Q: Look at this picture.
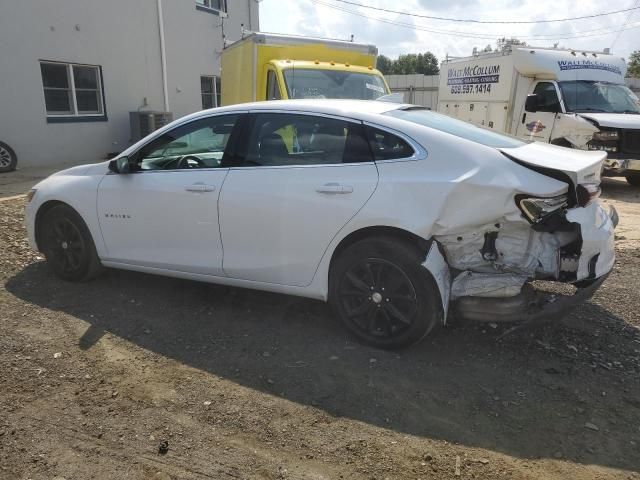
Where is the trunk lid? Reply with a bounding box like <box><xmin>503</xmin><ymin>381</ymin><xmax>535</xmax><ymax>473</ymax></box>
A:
<box><xmin>499</xmin><ymin>142</ymin><xmax>605</xmax><ymax>185</ymax></box>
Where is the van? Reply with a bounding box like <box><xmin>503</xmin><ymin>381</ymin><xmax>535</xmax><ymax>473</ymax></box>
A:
<box><xmin>438</xmin><ymin>47</ymin><xmax>640</xmax><ymax>186</ymax></box>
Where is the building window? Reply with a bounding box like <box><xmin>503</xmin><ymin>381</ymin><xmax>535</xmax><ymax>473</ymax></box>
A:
<box><xmin>40</xmin><ymin>61</ymin><xmax>105</xmax><ymax>121</ymax></box>
<box><xmin>195</xmin><ymin>0</ymin><xmax>227</xmax><ymax>14</ymax></box>
<box><xmin>201</xmin><ymin>75</ymin><xmax>221</xmax><ymax>109</ymax></box>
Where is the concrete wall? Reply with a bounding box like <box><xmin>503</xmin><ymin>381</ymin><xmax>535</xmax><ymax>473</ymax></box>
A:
<box><xmin>386</xmin><ymin>74</ymin><xmax>439</xmax><ymax>109</ymax></box>
<box><xmin>387</xmin><ymin>74</ymin><xmax>640</xmax><ymax>109</ymax></box>
<box><xmin>0</xmin><ymin>0</ymin><xmax>258</xmax><ymax>168</ymax></box>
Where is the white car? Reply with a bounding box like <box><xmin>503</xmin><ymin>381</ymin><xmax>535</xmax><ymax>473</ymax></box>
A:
<box><xmin>25</xmin><ymin>100</ymin><xmax>617</xmax><ymax>348</ymax></box>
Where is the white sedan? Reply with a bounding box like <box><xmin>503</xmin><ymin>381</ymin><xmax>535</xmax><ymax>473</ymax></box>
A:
<box><xmin>25</xmin><ymin>100</ymin><xmax>617</xmax><ymax>348</ymax></box>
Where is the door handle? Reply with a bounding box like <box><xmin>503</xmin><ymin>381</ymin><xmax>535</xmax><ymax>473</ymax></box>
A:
<box><xmin>185</xmin><ymin>183</ymin><xmax>216</xmax><ymax>192</ymax></box>
<box><xmin>316</xmin><ymin>183</ymin><xmax>353</xmax><ymax>194</ymax></box>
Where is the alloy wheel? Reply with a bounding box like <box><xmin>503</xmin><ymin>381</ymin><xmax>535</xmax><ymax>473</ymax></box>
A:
<box><xmin>46</xmin><ymin>217</ymin><xmax>87</xmax><ymax>275</ymax></box>
<box><xmin>0</xmin><ymin>146</ymin><xmax>12</xmax><ymax>168</ymax></box>
<box><xmin>338</xmin><ymin>258</ymin><xmax>419</xmax><ymax>339</ymax></box>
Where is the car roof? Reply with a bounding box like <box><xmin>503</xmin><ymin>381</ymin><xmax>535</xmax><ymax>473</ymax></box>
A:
<box><xmin>195</xmin><ymin>99</ymin><xmax>408</xmax><ymax>121</ymax></box>
<box><xmin>119</xmin><ymin>100</ymin><xmax>412</xmax><ymax>159</ymax></box>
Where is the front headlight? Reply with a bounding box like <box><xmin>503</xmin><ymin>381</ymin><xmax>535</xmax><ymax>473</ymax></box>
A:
<box><xmin>592</xmin><ymin>130</ymin><xmax>619</xmax><ymax>141</ymax></box>
<box><xmin>516</xmin><ymin>194</ymin><xmax>568</xmax><ymax>224</ymax></box>
<box><xmin>26</xmin><ymin>189</ymin><xmax>37</xmax><ymax>203</ymax></box>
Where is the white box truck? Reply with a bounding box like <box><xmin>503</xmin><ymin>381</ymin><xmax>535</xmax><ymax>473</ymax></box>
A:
<box><xmin>438</xmin><ymin>47</ymin><xmax>640</xmax><ymax>186</ymax></box>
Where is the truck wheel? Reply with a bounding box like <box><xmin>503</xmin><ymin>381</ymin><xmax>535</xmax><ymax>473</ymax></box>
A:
<box><xmin>0</xmin><ymin>141</ymin><xmax>17</xmax><ymax>173</ymax></box>
<box><xmin>550</xmin><ymin>138</ymin><xmax>573</xmax><ymax>149</ymax></box>
<box><xmin>626</xmin><ymin>174</ymin><xmax>640</xmax><ymax>187</ymax></box>
<box><xmin>329</xmin><ymin>236</ymin><xmax>442</xmax><ymax>349</ymax></box>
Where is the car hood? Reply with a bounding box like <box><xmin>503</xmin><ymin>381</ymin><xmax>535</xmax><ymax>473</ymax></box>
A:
<box><xmin>577</xmin><ymin>112</ymin><xmax>640</xmax><ymax>129</ymax></box>
<box><xmin>498</xmin><ymin>142</ymin><xmax>606</xmax><ymax>185</ymax></box>
<box><xmin>50</xmin><ymin>161</ymin><xmax>109</xmax><ymax>177</ymax></box>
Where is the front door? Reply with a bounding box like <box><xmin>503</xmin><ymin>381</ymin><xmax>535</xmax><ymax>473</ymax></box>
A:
<box><xmin>219</xmin><ymin>112</ymin><xmax>378</xmax><ymax>287</ymax></box>
<box><xmin>97</xmin><ymin>114</ymin><xmax>240</xmax><ymax>275</ymax></box>
<box><xmin>516</xmin><ymin>81</ymin><xmax>561</xmax><ymax>143</ymax></box>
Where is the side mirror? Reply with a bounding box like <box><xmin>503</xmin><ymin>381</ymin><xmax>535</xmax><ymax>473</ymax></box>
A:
<box><xmin>108</xmin><ymin>156</ymin><xmax>132</xmax><ymax>174</ymax></box>
<box><xmin>525</xmin><ymin>94</ymin><xmax>538</xmax><ymax>113</ymax></box>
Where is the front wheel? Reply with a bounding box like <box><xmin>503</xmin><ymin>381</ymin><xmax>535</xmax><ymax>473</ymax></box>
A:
<box><xmin>40</xmin><ymin>205</ymin><xmax>104</xmax><ymax>281</ymax></box>
<box><xmin>329</xmin><ymin>236</ymin><xmax>442</xmax><ymax>349</ymax></box>
<box><xmin>625</xmin><ymin>173</ymin><xmax>640</xmax><ymax>187</ymax></box>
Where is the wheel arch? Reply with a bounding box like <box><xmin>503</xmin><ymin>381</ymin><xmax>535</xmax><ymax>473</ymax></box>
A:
<box><xmin>34</xmin><ymin>200</ymin><xmax>80</xmax><ymax>250</ymax></box>
<box><xmin>550</xmin><ymin>137</ymin><xmax>574</xmax><ymax>148</ymax></box>
<box><xmin>329</xmin><ymin>226</ymin><xmax>431</xmax><ymax>273</ymax></box>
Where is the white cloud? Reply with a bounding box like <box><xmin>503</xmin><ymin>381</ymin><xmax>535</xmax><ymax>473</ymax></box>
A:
<box><xmin>258</xmin><ymin>0</ymin><xmax>638</xmax><ymax>64</ymax></box>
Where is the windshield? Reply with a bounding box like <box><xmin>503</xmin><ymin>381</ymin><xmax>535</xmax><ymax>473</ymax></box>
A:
<box><xmin>558</xmin><ymin>81</ymin><xmax>640</xmax><ymax>114</ymax></box>
<box><xmin>386</xmin><ymin>108</ymin><xmax>525</xmax><ymax>148</ymax></box>
<box><xmin>283</xmin><ymin>68</ymin><xmax>388</xmax><ymax>100</ymax></box>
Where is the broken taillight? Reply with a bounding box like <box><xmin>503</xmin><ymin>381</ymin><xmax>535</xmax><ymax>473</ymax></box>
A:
<box><xmin>576</xmin><ymin>183</ymin><xmax>601</xmax><ymax>207</ymax></box>
<box><xmin>515</xmin><ymin>194</ymin><xmax>568</xmax><ymax>224</ymax></box>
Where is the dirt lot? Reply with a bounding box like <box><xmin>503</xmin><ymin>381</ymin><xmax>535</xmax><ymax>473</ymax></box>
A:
<box><xmin>1</xmin><ymin>178</ymin><xmax>639</xmax><ymax>480</ymax></box>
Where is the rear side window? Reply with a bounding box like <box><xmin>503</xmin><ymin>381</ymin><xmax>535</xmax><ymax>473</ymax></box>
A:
<box><xmin>386</xmin><ymin>108</ymin><xmax>525</xmax><ymax>148</ymax></box>
<box><xmin>366</xmin><ymin>127</ymin><xmax>414</xmax><ymax>160</ymax></box>
<box><xmin>241</xmin><ymin>113</ymin><xmax>372</xmax><ymax>167</ymax></box>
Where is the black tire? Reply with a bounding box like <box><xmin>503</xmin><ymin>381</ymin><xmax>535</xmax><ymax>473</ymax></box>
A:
<box><xmin>329</xmin><ymin>236</ymin><xmax>442</xmax><ymax>349</ymax></box>
<box><xmin>550</xmin><ymin>138</ymin><xmax>573</xmax><ymax>149</ymax></box>
<box><xmin>625</xmin><ymin>174</ymin><xmax>640</xmax><ymax>187</ymax></box>
<box><xmin>0</xmin><ymin>141</ymin><xmax>17</xmax><ymax>173</ymax></box>
<box><xmin>40</xmin><ymin>205</ymin><xmax>104</xmax><ymax>282</ymax></box>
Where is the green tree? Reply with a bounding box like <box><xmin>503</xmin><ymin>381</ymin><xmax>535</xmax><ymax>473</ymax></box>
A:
<box><xmin>627</xmin><ymin>50</ymin><xmax>640</xmax><ymax>78</ymax></box>
<box><xmin>393</xmin><ymin>54</ymin><xmax>418</xmax><ymax>74</ymax></box>
<box><xmin>416</xmin><ymin>52</ymin><xmax>439</xmax><ymax>75</ymax></box>
<box><xmin>376</xmin><ymin>54</ymin><xmax>393</xmax><ymax>75</ymax></box>
<box><xmin>382</xmin><ymin>52</ymin><xmax>439</xmax><ymax>75</ymax></box>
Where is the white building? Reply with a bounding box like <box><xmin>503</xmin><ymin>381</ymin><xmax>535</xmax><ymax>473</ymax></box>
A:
<box><xmin>0</xmin><ymin>0</ymin><xmax>259</xmax><ymax>169</ymax></box>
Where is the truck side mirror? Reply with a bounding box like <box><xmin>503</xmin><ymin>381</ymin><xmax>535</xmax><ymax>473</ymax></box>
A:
<box><xmin>525</xmin><ymin>94</ymin><xmax>538</xmax><ymax>113</ymax></box>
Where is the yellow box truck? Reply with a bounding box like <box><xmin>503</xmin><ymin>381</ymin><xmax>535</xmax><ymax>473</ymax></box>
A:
<box><xmin>220</xmin><ymin>33</ymin><xmax>390</xmax><ymax>106</ymax></box>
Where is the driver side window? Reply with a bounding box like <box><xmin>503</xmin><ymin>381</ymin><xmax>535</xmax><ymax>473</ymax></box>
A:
<box><xmin>533</xmin><ymin>82</ymin><xmax>561</xmax><ymax>113</ymax></box>
<box><xmin>134</xmin><ymin>114</ymin><xmax>239</xmax><ymax>171</ymax></box>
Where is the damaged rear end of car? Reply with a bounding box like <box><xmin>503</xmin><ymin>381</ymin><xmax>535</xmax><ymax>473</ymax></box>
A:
<box><xmin>435</xmin><ymin>141</ymin><xmax>617</xmax><ymax>324</ymax></box>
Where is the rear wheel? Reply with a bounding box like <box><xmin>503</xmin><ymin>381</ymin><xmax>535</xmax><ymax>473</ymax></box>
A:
<box><xmin>0</xmin><ymin>141</ymin><xmax>17</xmax><ymax>173</ymax></box>
<box><xmin>625</xmin><ymin>173</ymin><xmax>640</xmax><ymax>187</ymax></box>
<box><xmin>40</xmin><ymin>205</ymin><xmax>103</xmax><ymax>281</ymax></box>
<box><xmin>329</xmin><ymin>236</ymin><xmax>442</xmax><ymax>349</ymax></box>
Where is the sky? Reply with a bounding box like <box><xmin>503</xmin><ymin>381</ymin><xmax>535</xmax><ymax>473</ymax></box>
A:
<box><xmin>258</xmin><ymin>0</ymin><xmax>639</xmax><ymax>64</ymax></box>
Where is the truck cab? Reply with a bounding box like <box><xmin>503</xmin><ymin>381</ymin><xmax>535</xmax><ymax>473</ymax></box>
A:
<box><xmin>221</xmin><ymin>33</ymin><xmax>390</xmax><ymax>106</ymax></box>
<box><xmin>438</xmin><ymin>47</ymin><xmax>640</xmax><ymax>186</ymax></box>
<box><xmin>516</xmin><ymin>77</ymin><xmax>640</xmax><ymax>185</ymax></box>
<box><xmin>263</xmin><ymin>60</ymin><xmax>388</xmax><ymax>101</ymax></box>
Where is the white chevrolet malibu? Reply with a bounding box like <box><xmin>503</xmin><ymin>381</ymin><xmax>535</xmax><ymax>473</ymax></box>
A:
<box><xmin>25</xmin><ymin>100</ymin><xmax>617</xmax><ymax>348</ymax></box>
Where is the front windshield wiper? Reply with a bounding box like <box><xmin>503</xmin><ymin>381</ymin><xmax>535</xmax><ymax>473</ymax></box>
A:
<box><xmin>615</xmin><ymin>110</ymin><xmax>640</xmax><ymax>114</ymax></box>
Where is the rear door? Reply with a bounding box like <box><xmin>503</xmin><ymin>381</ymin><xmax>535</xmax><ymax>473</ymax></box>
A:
<box><xmin>218</xmin><ymin>111</ymin><xmax>377</xmax><ymax>286</ymax></box>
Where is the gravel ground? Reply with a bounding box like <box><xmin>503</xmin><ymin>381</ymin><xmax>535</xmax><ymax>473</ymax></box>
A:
<box><xmin>1</xmin><ymin>181</ymin><xmax>639</xmax><ymax>480</ymax></box>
